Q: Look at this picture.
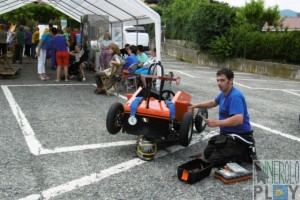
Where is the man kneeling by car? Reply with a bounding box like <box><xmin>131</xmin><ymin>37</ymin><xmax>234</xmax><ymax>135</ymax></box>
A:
<box><xmin>190</xmin><ymin>68</ymin><xmax>256</xmax><ymax>167</ymax></box>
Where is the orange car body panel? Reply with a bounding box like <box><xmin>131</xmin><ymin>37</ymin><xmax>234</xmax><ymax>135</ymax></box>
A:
<box><xmin>124</xmin><ymin>88</ymin><xmax>192</xmax><ymax>121</ymax></box>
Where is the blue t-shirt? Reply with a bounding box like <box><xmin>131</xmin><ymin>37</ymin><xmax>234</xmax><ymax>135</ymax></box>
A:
<box><xmin>123</xmin><ymin>55</ymin><xmax>139</xmax><ymax>71</ymax></box>
<box><xmin>215</xmin><ymin>87</ymin><xmax>252</xmax><ymax>134</ymax></box>
<box><xmin>40</xmin><ymin>33</ymin><xmax>52</xmax><ymax>50</ymax></box>
<box><xmin>51</xmin><ymin>36</ymin><xmax>68</xmax><ymax>51</ymax></box>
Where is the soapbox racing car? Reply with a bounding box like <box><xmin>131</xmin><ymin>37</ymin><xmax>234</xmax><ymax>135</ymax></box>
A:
<box><xmin>106</xmin><ymin>63</ymin><xmax>208</xmax><ymax>147</ymax></box>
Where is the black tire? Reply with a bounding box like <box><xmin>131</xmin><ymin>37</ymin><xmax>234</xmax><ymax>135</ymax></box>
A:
<box><xmin>194</xmin><ymin>108</ymin><xmax>208</xmax><ymax>133</ymax></box>
<box><xmin>179</xmin><ymin>112</ymin><xmax>193</xmax><ymax>147</ymax></box>
<box><xmin>106</xmin><ymin>102</ymin><xmax>124</xmax><ymax>134</ymax></box>
<box><xmin>161</xmin><ymin>90</ymin><xmax>175</xmax><ymax>100</ymax></box>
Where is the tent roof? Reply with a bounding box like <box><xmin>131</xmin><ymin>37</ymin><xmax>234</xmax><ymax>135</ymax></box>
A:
<box><xmin>0</xmin><ymin>0</ymin><xmax>162</xmax><ymax>59</ymax></box>
<box><xmin>0</xmin><ymin>0</ymin><xmax>158</xmax><ymax>24</ymax></box>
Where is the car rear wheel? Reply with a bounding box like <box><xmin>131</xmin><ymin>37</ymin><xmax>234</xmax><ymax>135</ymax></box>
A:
<box><xmin>106</xmin><ymin>102</ymin><xmax>124</xmax><ymax>134</ymax></box>
<box><xmin>179</xmin><ymin>112</ymin><xmax>193</xmax><ymax>147</ymax></box>
<box><xmin>194</xmin><ymin>108</ymin><xmax>208</xmax><ymax>133</ymax></box>
<box><xmin>161</xmin><ymin>90</ymin><xmax>175</xmax><ymax>100</ymax></box>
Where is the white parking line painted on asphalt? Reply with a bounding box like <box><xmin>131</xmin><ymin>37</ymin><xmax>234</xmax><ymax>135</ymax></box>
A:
<box><xmin>251</xmin><ymin>122</ymin><xmax>300</xmax><ymax>143</ymax></box>
<box><xmin>1</xmin><ymin>84</ymin><xmax>127</xmax><ymax>156</ymax></box>
<box><xmin>234</xmin><ymin>82</ymin><xmax>300</xmax><ymax>96</ymax></box>
<box><xmin>40</xmin><ymin>141</ymin><xmax>136</xmax><ymax>155</ymax></box>
<box><xmin>201</xmin><ymin>130</ymin><xmax>219</xmax><ymax>140</ymax></box>
<box><xmin>233</xmin><ymin>82</ymin><xmax>252</xmax><ymax>89</ymax></box>
<box><xmin>235</xmin><ymin>78</ymin><xmax>300</xmax><ymax>84</ymax></box>
<box><xmin>236</xmin><ymin>79</ymin><xmax>300</xmax><ymax>84</ymax></box>
<box><xmin>18</xmin><ymin>133</ymin><xmax>211</xmax><ymax>200</ymax></box>
<box><xmin>17</xmin><ymin>122</ymin><xmax>300</xmax><ymax>200</ymax></box>
<box><xmin>1</xmin><ymin>86</ymin><xmax>42</xmax><ymax>156</ymax></box>
<box><xmin>175</xmin><ymin>70</ymin><xmax>196</xmax><ymax>77</ymax></box>
<box><xmin>283</xmin><ymin>90</ymin><xmax>300</xmax><ymax>97</ymax></box>
<box><xmin>236</xmin><ymin>79</ymin><xmax>268</xmax><ymax>82</ymax></box>
<box><xmin>252</xmin><ymin>88</ymin><xmax>300</xmax><ymax>91</ymax></box>
<box><xmin>91</xmin><ymin>83</ymin><xmax>128</xmax><ymax>100</ymax></box>
<box><xmin>278</xmin><ymin>80</ymin><xmax>300</xmax><ymax>83</ymax></box>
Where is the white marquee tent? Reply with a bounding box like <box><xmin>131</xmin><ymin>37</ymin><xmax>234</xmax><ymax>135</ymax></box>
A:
<box><xmin>0</xmin><ymin>0</ymin><xmax>162</xmax><ymax>60</ymax></box>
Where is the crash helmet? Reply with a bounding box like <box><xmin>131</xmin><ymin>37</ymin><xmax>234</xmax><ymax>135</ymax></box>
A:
<box><xmin>136</xmin><ymin>138</ymin><xmax>157</xmax><ymax>161</ymax></box>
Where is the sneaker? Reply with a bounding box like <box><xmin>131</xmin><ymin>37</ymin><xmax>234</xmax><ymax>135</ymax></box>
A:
<box><xmin>65</xmin><ymin>79</ymin><xmax>69</xmax><ymax>82</ymax></box>
<box><xmin>82</xmin><ymin>77</ymin><xmax>86</xmax><ymax>81</ymax></box>
<box><xmin>55</xmin><ymin>79</ymin><xmax>59</xmax><ymax>83</ymax></box>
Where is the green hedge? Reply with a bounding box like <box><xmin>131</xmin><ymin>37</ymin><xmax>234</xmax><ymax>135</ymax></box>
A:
<box><xmin>155</xmin><ymin>1</ymin><xmax>300</xmax><ymax>64</ymax></box>
<box><xmin>210</xmin><ymin>30</ymin><xmax>300</xmax><ymax>64</ymax></box>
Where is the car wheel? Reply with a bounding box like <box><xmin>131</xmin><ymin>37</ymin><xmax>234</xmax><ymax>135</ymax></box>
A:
<box><xmin>194</xmin><ymin>108</ymin><xmax>208</xmax><ymax>133</ymax></box>
<box><xmin>179</xmin><ymin>112</ymin><xmax>193</xmax><ymax>147</ymax></box>
<box><xmin>106</xmin><ymin>102</ymin><xmax>124</xmax><ymax>134</ymax></box>
<box><xmin>161</xmin><ymin>90</ymin><xmax>175</xmax><ymax>100</ymax></box>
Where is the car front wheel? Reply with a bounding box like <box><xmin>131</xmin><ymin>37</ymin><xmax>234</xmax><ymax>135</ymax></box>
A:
<box><xmin>179</xmin><ymin>112</ymin><xmax>193</xmax><ymax>147</ymax></box>
<box><xmin>106</xmin><ymin>102</ymin><xmax>124</xmax><ymax>134</ymax></box>
<box><xmin>194</xmin><ymin>108</ymin><xmax>208</xmax><ymax>133</ymax></box>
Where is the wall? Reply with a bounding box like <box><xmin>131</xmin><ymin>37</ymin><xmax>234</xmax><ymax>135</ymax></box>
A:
<box><xmin>162</xmin><ymin>40</ymin><xmax>300</xmax><ymax>80</ymax></box>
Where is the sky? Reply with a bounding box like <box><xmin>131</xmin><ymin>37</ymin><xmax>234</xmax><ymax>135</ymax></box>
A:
<box><xmin>218</xmin><ymin>0</ymin><xmax>300</xmax><ymax>12</ymax></box>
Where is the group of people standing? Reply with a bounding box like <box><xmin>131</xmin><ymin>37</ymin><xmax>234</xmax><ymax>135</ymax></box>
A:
<box><xmin>0</xmin><ymin>23</ymin><xmax>84</xmax><ymax>82</ymax></box>
<box><xmin>0</xmin><ymin>24</ymin><xmax>37</xmax><ymax>65</ymax></box>
<box><xmin>34</xmin><ymin>25</ymin><xmax>84</xmax><ymax>82</ymax></box>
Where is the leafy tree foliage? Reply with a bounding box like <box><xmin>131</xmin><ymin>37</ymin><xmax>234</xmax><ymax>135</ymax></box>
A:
<box><xmin>235</xmin><ymin>0</ymin><xmax>280</xmax><ymax>31</ymax></box>
<box><xmin>155</xmin><ymin>0</ymin><xmax>299</xmax><ymax>64</ymax></box>
<box><xmin>1</xmin><ymin>4</ymin><xmax>79</xmax><ymax>28</ymax></box>
<box><xmin>158</xmin><ymin>0</ymin><xmax>174</xmax><ymax>7</ymax></box>
<box><xmin>163</xmin><ymin>0</ymin><xmax>211</xmax><ymax>40</ymax></box>
<box><xmin>208</xmin><ymin>0</ymin><xmax>288</xmax><ymax>62</ymax></box>
<box><xmin>188</xmin><ymin>3</ymin><xmax>236</xmax><ymax>51</ymax></box>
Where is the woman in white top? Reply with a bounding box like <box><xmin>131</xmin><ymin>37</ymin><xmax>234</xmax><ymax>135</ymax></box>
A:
<box><xmin>69</xmin><ymin>45</ymin><xmax>87</xmax><ymax>81</ymax></box>
<box><xmin>94</xmin><ymin>43</ymin><xmax>124</xmax><ymax>94</ymax></box>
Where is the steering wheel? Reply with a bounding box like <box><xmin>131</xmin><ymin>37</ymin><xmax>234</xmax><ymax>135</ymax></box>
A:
<box><xmin>161</xmin><ymin>90</ymin><xmax>175</xmax><ymax>100</ymax></box>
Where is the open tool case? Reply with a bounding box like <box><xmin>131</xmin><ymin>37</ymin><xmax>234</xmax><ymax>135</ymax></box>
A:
<box><xmin>178</xmin><ymin>158</ymin><xmax>213</xmax><ymax>184</ymax></box>
<box><xmin>214</xmin><ymin>163</ymin><xmax>252</xmax><ymax>184</ymax></box>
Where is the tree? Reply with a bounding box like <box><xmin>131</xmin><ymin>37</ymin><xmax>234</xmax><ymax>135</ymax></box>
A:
<box><xmin>158</xmin><ymin>0</ymin><xmax>175</xmax><ymax>7</ymax></box>
<box><xmin>1</xmin><ymin>3</ymin><xmax>79</xmax><ymax>28</ymax></box>
<box><xmin>163</xmin><ymin>0</ymin><xmax>207</xmax><ymax>39</ymax></box>
<box><xmin>188</xmin><ymin>3</ymin><xmax>236</xmax><ymax>50</ymax></box>
<box><xmin>235</xmin><ymin>0</ymin><xmax>280</xmax><ymax>31</ymax></box>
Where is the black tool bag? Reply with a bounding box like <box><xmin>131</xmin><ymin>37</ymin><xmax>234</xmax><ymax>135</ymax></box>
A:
<box><xmin>177</xmin><ymin>158</ymin><xmax>213</xmax><ymax>184</ymax></box>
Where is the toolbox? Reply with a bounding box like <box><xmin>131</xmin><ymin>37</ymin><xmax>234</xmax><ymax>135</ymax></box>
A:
<box><xmin>177</xmin><ymin>158</ymin><xmax>213</xmax><ymax>184</ymax></box>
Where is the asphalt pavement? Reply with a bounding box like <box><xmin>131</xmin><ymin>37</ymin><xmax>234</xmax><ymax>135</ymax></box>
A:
<box><xmin>0</xmin><ymin>54</ymin><xmax>299</xmax><ymax>200</ymax></box>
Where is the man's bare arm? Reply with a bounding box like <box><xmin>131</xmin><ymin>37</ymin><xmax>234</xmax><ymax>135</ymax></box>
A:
<box><xmin>190</xmin><ymin>99</ymin><xmax>218</xmax><ymax>109</ymax></box>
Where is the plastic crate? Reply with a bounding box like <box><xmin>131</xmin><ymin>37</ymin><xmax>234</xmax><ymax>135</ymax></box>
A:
<box><xmin>177</xmin><ymin>158</ymin><xmax>213</xmax><ymax>184</ymax></box>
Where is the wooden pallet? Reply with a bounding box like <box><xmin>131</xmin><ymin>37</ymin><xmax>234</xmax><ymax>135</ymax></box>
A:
<box><xmin>0</xmin><ymin>45</ymin><xmax>20</xmax><ymax>79</ymax></box>
<box><xmin>0</xmin><ymin>66</ymin><xmax>20</xmax><ymax>79</ymax></box>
